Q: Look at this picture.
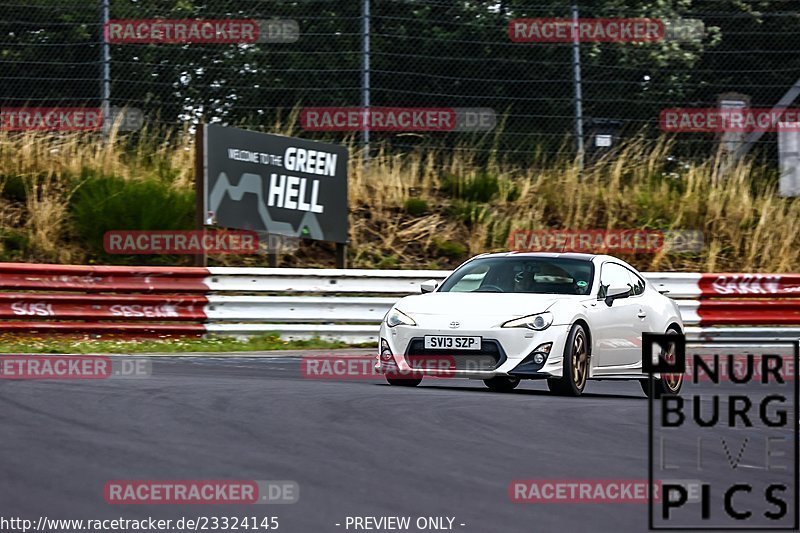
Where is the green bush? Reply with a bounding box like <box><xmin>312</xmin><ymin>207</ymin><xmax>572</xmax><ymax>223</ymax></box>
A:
<box><xmin>69</xmin><ymin>175</ymin><xmax>194</xmax><ymax>262</ymax></box>
<box><xmin>448</xmin><ymin>200</ymin><xmax>487</xmax><ymax>228</ymax></box>
<box><xmin>486</xmin><ymin>218</ymin><xmax>512</xmax><ymax>248</ymax></box>
<box><xmin>0</xmin><ymin>175</ymin><xmax>29</xmax><ymax>202</ymax></box>
<box><xmin>377</xmin><ymin>254</ymin><xmax>399</xmax><ymax>268</ymax></box>
<box><xmin>633</xmin><ymin>189</ymin><xmax>677</xmax><ymax>228</ymax></box>
<box><xmin>0</xmin><ymin>228</ymin><xmax>28</xmax><ymax>260</ymax></box>
<box><xmin>433</xmin><ymin>238</ymin><xmax>467</xmax><ymax>259</ymax></box>
<box><xmin>403</xmin><ymin>197</ymin><xmax>429</xmax><ymax>216</ymax></box>
<box><xmin>500</xmin><ymin>180</ymin><xmax>520</xmax><ymax>202</ymax></box>
<box><xmin>440</xmin><ymin>171</ymin><xmax>500</xmax><ymax>202</ymax></box>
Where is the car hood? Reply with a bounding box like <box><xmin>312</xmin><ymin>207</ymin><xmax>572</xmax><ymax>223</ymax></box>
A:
<box><xmin>395</xmin><ymin>292</ymin><xmax>572</xmax><ymax>318</ymax></box>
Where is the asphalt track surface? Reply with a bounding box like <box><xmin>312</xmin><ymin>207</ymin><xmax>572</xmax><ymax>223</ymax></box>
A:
<box><xmin>0</xmin><ymin>351</ymin><xmax>796</xmax><ymax>533</ymax></box>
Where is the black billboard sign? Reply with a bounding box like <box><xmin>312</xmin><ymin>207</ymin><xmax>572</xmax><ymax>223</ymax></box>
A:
<box><xmin>204</xmin><ymin>124</ymin><xmax>348</xmax><ymax>243</ymax></box>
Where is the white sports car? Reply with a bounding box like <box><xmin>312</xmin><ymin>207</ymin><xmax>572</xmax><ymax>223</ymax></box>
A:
<box><xmin>377</xmin><ymin>252</ymin><xmax>683</xmax><ymax>397</ymax></box>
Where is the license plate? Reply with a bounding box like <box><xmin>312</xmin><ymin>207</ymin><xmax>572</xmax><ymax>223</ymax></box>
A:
<box><xmin>424</xmin><ymin>336</ymin><xmax>481</xmax><ymax>350</ymax></box>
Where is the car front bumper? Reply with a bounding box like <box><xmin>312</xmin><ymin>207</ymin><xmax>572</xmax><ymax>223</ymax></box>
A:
<box><xmin>376</xmin><ymin>322</ymin><xmax>572</xmax><ymax>379</ymax></box>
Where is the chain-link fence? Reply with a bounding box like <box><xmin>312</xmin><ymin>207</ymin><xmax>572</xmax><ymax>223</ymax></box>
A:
<box><xmin>3</xmin><ymin>0</ymin><xmax>800</xmax><ymax>162</ymax></box>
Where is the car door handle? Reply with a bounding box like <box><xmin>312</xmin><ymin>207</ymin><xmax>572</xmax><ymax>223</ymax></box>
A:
<box><xmin>637</xmin><ymin>309</ymin><xmax>647</xmax><ymax>318</ymax></box>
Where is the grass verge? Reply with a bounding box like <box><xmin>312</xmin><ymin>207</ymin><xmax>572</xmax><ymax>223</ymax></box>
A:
<box><xmin>0</xmin><ymin>333</ymin><xmax>366</xmax><ymax>354</ymax></box>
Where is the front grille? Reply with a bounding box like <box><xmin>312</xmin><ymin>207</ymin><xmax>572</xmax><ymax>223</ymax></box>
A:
<box><xmin>404</xmin><ymin>338</ymin><xmax>506</xmax><ymax>371</ymax></box>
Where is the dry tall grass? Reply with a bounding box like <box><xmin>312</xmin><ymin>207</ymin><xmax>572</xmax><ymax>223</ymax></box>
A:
<box><xmin>0</xmin><ymin>127</ymin><xmax>797</xmax><ymax>272</ymax></box>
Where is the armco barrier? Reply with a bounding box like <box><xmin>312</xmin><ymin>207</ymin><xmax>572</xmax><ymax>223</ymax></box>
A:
<box><xmin>0</xmin><ymin>263</ymin><xmax>799</xmax><ymax>343</ymax></box>
<box><xmin>0</xmin><ymin>263</ymin><xmax>209</xmax><ymax>292</ymax></box>
<box><xmin>0</xmin><ymin>264</ymin><xmax>209</xmax><ymax>335</ymax></box>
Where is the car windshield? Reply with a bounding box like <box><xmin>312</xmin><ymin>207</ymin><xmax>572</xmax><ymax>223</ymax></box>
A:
<box><xmin>438</xmin><ymin>257</ymin><xmax>594</xmax><ymax>295</ymax></box>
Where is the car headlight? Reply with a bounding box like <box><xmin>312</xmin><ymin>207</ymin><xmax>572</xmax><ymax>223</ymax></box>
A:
<box><xmin>501</xmin><ymin>311</ymin><xmax>553</xmax><ymax>331</ymax></box>
<box><xmin>386</xmin><ymin>308</ymin><xmax>417</xmax><ymax>327</ymax></box>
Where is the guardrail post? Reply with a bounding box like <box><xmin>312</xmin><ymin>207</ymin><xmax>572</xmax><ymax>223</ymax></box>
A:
<box><xmin>336</xmin><ymin>243</ymin><xmax>347</xmax><ymax>269</ymax></box>
<box><xmin>194</xmin><ymin>123</ymin><xmax>207</xmax><ymax>267</ymax></box>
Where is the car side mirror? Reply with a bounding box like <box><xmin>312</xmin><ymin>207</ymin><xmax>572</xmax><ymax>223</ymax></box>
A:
<box><xmin>420</xmin><ymin>280</ymin><xmax>439</xmax><ymax>294</ymax></box>
<box><xmin>603</xmin><ymin>284</ymin><xmax>631</xmax><ymax>306</ymax></box>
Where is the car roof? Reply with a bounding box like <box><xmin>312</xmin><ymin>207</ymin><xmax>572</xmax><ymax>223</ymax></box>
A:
<box><xmin>471</xmin><ymin>252</ymin><xmax>639</xmax><ymax>272</ymax></box>
<box><xmin>477</xmin><ymin>251</ymin><xmax>597</xmax><ymax>261</ymax></box>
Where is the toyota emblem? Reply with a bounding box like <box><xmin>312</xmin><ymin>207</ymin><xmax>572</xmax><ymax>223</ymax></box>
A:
<box><xmin>449</xmin><ymin>321</ymin><xmax>460</xmax><ymax>329</ymax></box>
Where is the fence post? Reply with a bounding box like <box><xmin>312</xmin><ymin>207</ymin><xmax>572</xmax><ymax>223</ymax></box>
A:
<box><xmin>100</xmin><ymin>0</ymin><xmax>111</xmax><ymax>136</ymax></box>
<box><xmin>570</xmin><ymin>1</ymin><xmax>585</xmax><ymax>171</ymax></box>
<box><xmin>361</xmin><ymin>0</ymin><xmax>371</xmax><ymax>168</ymax></box>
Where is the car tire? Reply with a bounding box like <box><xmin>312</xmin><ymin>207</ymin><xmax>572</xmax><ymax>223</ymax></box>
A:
<box><xmin>483</xmin><ymin>376</ymin><xmax>520</xmax><ymax>392</ymax></box>
<box><xmin>385</xmin><ymin>376</ymin><xmax>422</xmax><ymax>387</ymax></box>
<box><xmin>547</xmin><ymin>324</ymin><xmax>590</xmax><ymax>396</ymax></box>
<box><xmin>640</xmin><ymin>326</ymin><xmax>683</xmax><ymax>398</ymax></box>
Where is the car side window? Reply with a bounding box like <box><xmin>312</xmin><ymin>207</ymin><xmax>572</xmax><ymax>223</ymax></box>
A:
<box><xmin>599</xmin><ymin>263</ymin><xmax>633</xmax><ymax>298</ymax></box>
<box><xmin>627</xmin><ymin>269</ymin><xmax>646</xmax><ymax>296</ymax></box>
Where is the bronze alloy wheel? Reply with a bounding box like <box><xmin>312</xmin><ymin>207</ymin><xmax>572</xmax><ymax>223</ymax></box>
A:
<box><xmin>572</xmin><ymin>328</ymin><xmax>589</xmax><ymax>390</ymax></box>
<box><xmin>640</xmin><ymin>326</ymin><xmax>684</xmax><ymax>398</ymax></box>
<box><xmin>548</xmin><ymin>323</ymin><xmax>590</xmax><ymax>396</ymax></box>
<box><xmin>661</xmin><ymin>335</ymin><xmax>683</xmax><ymax>392</ymax></box>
